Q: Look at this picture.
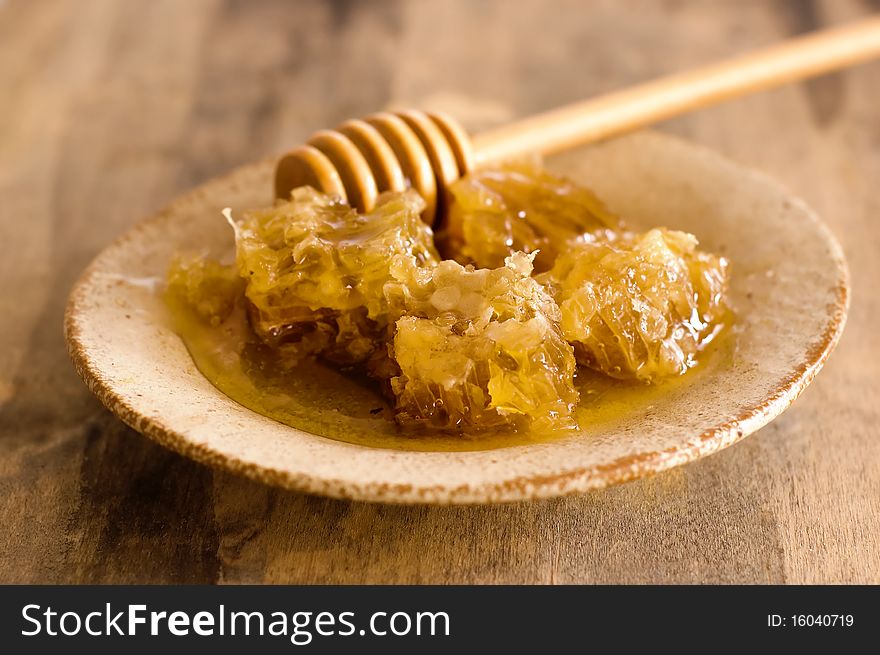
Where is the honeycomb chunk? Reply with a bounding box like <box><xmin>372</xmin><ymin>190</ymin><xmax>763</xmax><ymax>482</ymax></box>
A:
<box><xmin>166</xmin><ymin>254</ymin><xmax>244</xmax><ymax>327</ymax></box>
<box><xmin>383</xmin><ymin>252</ymin><xmax>579</xmax><ymax>432</ymax></box>
<box><xmin>234</xmin><ymin>187</ymin><xmax>439</xmax><ymax>366</ymax></box>
<box><xmin>540</xmin><ymin>229</ymin><xmax>729</xmax><ymax>382</ymax></box>
<box><xmin>443</xmin><ymin>163</ymin><xmax>621</xmax><ymax>272</ymax></box>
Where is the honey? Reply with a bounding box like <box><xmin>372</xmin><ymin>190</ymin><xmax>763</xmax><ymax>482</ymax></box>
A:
<box><xmin>166</xmin><ymin>164</ymin><xmax>731</xmax><ymax>442</ymax></box>
<box><xmin>166</xmin><ymin>294</ymin><xmax>732</xmax><ymax>452</ymax></box>
<box><xmin>442</xmin><ymin>162</ymin><xmax>620</xmax><ymax>272</ymax></box>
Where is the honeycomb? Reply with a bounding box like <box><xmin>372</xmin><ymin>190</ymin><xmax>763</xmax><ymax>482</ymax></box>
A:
<box><xmin>539</xmin><ymin>228</ymin><xmax>729</xmax><ymax>381</ymax></box>
<box><xmin>383</xmin><ymin>252</ymin><xmax>579</xmax><ymax>432</ymax></box>
<box><xmin>166</xmin><ymin>254</ymin><xmax>243</xmax><ymax>327</ymax></box>
<box><xmin>443</xmin><ymin>162</ymin><xmax>621</xmax><ymax>272</ymax></box>
<box><xmin>168</xmin><ymin>163</ymin><xmax>732</xmax><ymax>437</ymax></box>
<box><xmin>233</xmin><ymin>186</ymin><xmax>439</xmax><ymax>366</ymax></box>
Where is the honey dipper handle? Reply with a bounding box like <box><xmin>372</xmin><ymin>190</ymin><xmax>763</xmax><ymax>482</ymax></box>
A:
<box><xmin>472</xmin><ymin>16</ymin><xmax>880</xmax><ymax>163</ymax></box>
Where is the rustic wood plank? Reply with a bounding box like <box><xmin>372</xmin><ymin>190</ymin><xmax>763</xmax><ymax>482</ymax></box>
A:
<box><xmin>0</xmin><ymin>0</ymin><xmax>877</xmax><ymax>584</ymax></box>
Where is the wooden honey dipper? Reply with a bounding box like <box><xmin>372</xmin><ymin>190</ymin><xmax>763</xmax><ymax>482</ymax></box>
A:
<box><xmin>275</xmin><ymin>16</ymin><xmax>880</xmax><ymax>226</ymax></box>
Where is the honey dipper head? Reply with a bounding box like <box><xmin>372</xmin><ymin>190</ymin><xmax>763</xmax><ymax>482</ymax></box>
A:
<box><xmin>274</xmin><ymin>110</ymin><xmax>474</xmax><ymax>227</ymax></box>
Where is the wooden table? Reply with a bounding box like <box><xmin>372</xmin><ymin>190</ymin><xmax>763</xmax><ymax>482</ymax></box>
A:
<box><xmin>1</xmin><ymin>0</ymin><xmax>878</xmax><ymax>584</ymax></box>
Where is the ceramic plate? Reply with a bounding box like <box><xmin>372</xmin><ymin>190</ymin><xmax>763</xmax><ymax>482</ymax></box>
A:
<box><xmin>65</xmin><ymin>132</ymin><xmax>849</xmax><ymax>504</ymax></box>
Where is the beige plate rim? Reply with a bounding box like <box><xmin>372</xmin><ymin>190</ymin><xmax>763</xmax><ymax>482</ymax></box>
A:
<box><xmin>64</xmin><ymin>132</ymin><xmax>850</xmax><ymax>504</ymax></box>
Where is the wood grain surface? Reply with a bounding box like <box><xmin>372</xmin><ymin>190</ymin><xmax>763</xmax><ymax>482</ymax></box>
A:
<box><xmin>1</xmin><ymin>0</ymin><xmax>878</xmax><ymax>584</ymax></box>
